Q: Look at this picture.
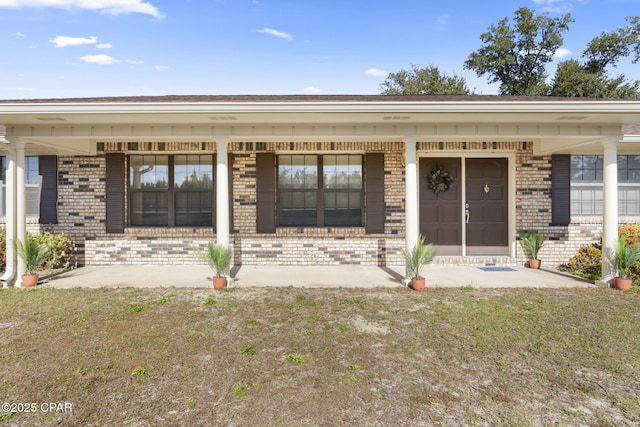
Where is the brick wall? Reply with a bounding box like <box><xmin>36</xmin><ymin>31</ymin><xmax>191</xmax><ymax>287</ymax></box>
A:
<box><xmin>230</xmin><ymin>141</ymin><xmax>405</xmax><ymax>265</ymax></box>
<box><xmin>21</xmin><ymin>141</ymin><xmax>637</xmax><ymax>268</ymax></box>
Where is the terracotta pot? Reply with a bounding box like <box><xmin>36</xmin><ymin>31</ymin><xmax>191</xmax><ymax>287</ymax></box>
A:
<box><xmin>410</xmin><ymin>277</ymin><xmax>426</xmax><ymax>291</ymax></box>
<box><xmin>213</xmin><ymin>276</ymin><xmax>227</xmax><ymax>290</ymax></box>
<box><xmin>613</xmin><ymin>277</ymin><xmax>632</xmax><ymax>291</ymax></box>
<box><xmin>21</xmin><ymin>273</ymin><xmax>39</xmax><ymax>287</ymax></box>
<box><xmin>528</xmin><ymin>259</ymin><xmax>542</xmax><ymax>269</ymax></box>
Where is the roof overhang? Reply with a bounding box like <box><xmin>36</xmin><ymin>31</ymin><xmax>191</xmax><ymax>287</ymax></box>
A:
<box><xmin>0</xmin><ymin>96</ymin><xmax>639</xmax><ymax>156</ymax></box>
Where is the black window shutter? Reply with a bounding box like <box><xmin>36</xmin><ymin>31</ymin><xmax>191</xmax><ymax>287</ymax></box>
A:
<box><xmin>38</xmin><ymin>156</ymin><xmax>58</xmax><ymax>224</ymax></box>
<box><xmin>105</xmin><ymin>153</ymin><xmax>125</xmax><ymax>233</ymax></box>
<box><xmin>365</xmin><ymin>153</ymin><xmax>385</xmax><ymax>234</ymax></box>
<box><xmin>256</xmin><ymin>153</ymin><xmax>276</xmax><ymax>233</ymax></box>
<box><xmin>552</xmin><ymin>154</ymin><xmax>571</xmax><ymax>226</ymax></box>
<box><xmin>228</xmin><ymin>153</ymin><xmax>234</xmax><ymax>233</ymax></box>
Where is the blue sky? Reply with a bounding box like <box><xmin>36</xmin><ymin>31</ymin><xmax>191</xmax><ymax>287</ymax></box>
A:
<box><xmin>1</xmin><ymin>0</ymin><xmax>638</xmax><ymax>99</ymax></box>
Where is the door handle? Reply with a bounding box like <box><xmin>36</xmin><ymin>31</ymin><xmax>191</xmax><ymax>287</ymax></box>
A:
<box><xmin>465</xmin><ymin>203</ymin><xmax>470</xmax><ymax>224</ymax></box>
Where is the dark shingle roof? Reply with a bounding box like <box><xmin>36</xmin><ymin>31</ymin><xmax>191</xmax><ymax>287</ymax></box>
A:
<box><xmin>1</xmin><ymin>94</ymin><xmax>635</xmax><ymax>104</ymax></box>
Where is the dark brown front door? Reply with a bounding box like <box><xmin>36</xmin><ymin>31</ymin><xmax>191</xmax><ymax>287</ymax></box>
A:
<box><xmin>419</xmin><ymin>157</ymin><xmax>509</xmax><ymax>256</ymax></box>
<box><xmin>465</xmin><ymin>158</ymin><xmax>508</xmax><ymax>254</ymax></box>
<box><xmin>419</xmin><ymin>158</ymin><xmax>462</xmax><ymax>255</ymax></box>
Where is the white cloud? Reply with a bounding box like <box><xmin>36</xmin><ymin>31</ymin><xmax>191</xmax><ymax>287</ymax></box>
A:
<box><xmin>531</xmin><ymin>0</ymin><xmax>573</xmax><ymax>13</ymax></box>
<box><xmin>301</xmin><ymin>86</ymin><xmax>322</xmax><ymax>93</ymax></box>
<box><xmin>436</xmin><ymin>15</ymin><xmax>449</xmax><ymax>27</ymax></box>
<box><xmin>0</xmin><ymin>0</ymin><xmax>163</xmax><ymax>18</ymax></box>
<box><xmin>365</xmin><ymin>68</ymin><xmax>388</xmax><ymax>77</ymax></box>
<box><xmin>554</xmin><ymin>47</ymin><xmax>572</xmax><ymax>58</ymax></box>
<box><xmin>80</xmin><ymin>54</ymin><xmax>119</xmax><ymax>65</ymax></box>
<box><xmin>50</xmin><ymin>35</ymin><xmax>97</xmax><ymax>47</ymax></box>
<box><xmin>155</xmin><ymin>65</ymin><xmax>169</xmax><ymax>71</ymax></box>
<box><xmin>96</xmin><ymin>43</ymin><xmax>112</xmax><ymax>49</ymax></box>
<box><xmin>126</xmin><ymin>59</ymin><xmax>143</xmax><ymax>64</ymax></box>
<box><xmin>257</xmin><ymin>28</ymin><xmax>293</xmax><ymax>41</ymax></box>
<box><xmin>12</xmin><ymin>31</ymin><xmax>25</xmax><ymax>37</ymax></box>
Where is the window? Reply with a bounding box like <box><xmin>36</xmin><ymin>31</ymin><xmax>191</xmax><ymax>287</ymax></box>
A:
<box><xmin>1</xmin><ymin>156</ymin><xmax>41</xmax><ymax>217</ymax></box>
<box><xmin>277</xmin><ymin>154</ymin><xmax>362</xmax><ymax>226</ymax></box>
<box><xmin>129</xmin><ymin>154</ymin><xmax>214</xmax><ymax>226</ymax></box>
<box><xmin>571</xmin><ymin>155</ymin><xmax>640</xmax><ymax>216</ymax></box>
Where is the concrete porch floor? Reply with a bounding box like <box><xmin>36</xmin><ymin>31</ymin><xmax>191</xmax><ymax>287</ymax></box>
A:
<box><xmin>37</xmin><ymin>264</ymin><xmax>595</xmax><ymax>289</ymax></box>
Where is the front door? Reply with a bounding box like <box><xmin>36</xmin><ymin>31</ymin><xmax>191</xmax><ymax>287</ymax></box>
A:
<box><xmin>465</xmin><ymin>158</ymin><xmax>509</xmax><ymax>255</ymax></box>
<box><xmin>419</xmin><ymin>157</ymin><xmax>509</xmax><ymax>256</ymax></box>
<box><xmin>420</xmin><ymin>158</ymin><xmax>462</xmax><ymax>255</ymax></box>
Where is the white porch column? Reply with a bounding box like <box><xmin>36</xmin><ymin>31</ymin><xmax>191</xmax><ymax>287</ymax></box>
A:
<box><xmin>216</xmin><ymin>138</ymin><xmax>230</xmax><ymax>247</ymax></box>
<box><xmin>15</xmin><ymin>140</ymin><xmax>27</xmax><ymax>286</ymax></box>
<box><xmin>405</xmin><ymin>137</ymin><xmax>419</xmax><ymax>254</ymax></box>
<box><xmin>1</xmin><ymin>140</ymin><xmax>17</xmax><ymax>286</ymax></box>
<box><xmin>601</xmin><ymin>137</ymin><xmax>620</xmax><ymax>284</ymax></box>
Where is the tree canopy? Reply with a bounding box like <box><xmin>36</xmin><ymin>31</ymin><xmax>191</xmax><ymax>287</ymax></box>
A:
<box><xmin>382</xmin><ymin>8</ymin><xmax>640</xmax><ymax>98</ymax></box>
<box><xmin>463</xmin><ymin>7</ymin><xmax>573</xmax><ymax>96</ymax></box>
<box><xmin>548</xmin><ymin>15</ymin><xmax>640</xmax><ymax>98</ymax></box>
<box><xmin>380</xmin><ymin>65</ymin><xmax>470</xmax><ymax>95</ymax></box>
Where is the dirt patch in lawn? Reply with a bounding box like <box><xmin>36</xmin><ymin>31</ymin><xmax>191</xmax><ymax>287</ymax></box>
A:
<box><xmin>1</xmin><ymin>286</ymin><xmax>639</xmax><ymax>426</ymax></box>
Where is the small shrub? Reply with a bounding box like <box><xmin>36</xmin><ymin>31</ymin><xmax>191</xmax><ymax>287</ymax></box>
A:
<box><xmin>0</xmin><ymin>228</ymin><xmax>76</xmax><ymax>272</ymax></box>
<box><xmin>620</xmin><ymin>223</ymin><xmax>640</xmax><ymax>246</ymax></box>
<box><xmin>560</xmin><ymin>243</ymin><xmax>602</xmax><ymax>280</ymax></box>
<box><xmin>33</xmin><ymin>231</ymin><xmax>76</xmax><ymax>271</ymax></box>
<box><xmin>560</xmin><ymin>224</ymin><xmax>640</xmax><ymax>285</ymax></box>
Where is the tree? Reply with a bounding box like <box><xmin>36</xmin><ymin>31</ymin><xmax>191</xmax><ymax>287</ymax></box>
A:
<box><xmin>549</xmin><ymin>16</ymin><xmax>640</xmax><ymax>98</ymax></box>
<box><xmin>464</xmin><ymin>7</ymin><xmax>573</xmax><ymax>96</ymax></box>
<box><xmin>583</xmin><ymin>16</ymin><xmax>640</xmax><ymax>73</ymax></box>
<box><xmin>380</xmin><ymin>64</ymin><xmax>470</xmax><ymax>95</ymax></box>
<box><xmin>549</xmin><ymin>59</ymin><xmax>639</xmax><ymax>98</ymax></box>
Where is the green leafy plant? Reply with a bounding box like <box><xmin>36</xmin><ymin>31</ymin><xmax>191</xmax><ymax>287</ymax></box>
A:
<box><xmin>234</xmin><ymin>384</ymin><xmax>246</xmax><ymax>397</ymax></box>
<box><xmin>559</xmin><ymin>243</ymin><xmax>602</xmax><ymax>280</ymax></box>
<box><xmin>402</xmin><ymin>234</ymin><xmax>436</xmax><ymax>279</ymax></box>
<box><xmin>131</xmin><ymin>367</ymin><xmax>147</xmax><ymax>376</ymax></box>
<box><xmin>608</xmin><ymin>236</ymin><xmax>640</xmax><ymax>279</ymax></box>
<box><xmin>286</xmin><ymin>354</ymin><xmax>307</xmax><ymax>364</ymax></box>
<box><xmin>1</xmin><ymin>228</ymin><xmax>75</xmax><ymax>272</ymax></box>
<box><xmin>13</xmin><ymin>235</ymin><xmax>51</xmax><ymax>274</ymax></box>
<box><xmin>33</xmin><ymin>231</ymin><xmax>75</xmax><ymax>270</ymax></box>
<box><xmin>241</xmin><ymin>343</ymin><xmax>256</xmax><ymax>356</ymax></box>
<box><xmin>129</xmin><ymin>303</ymin><xmax>145</xmax><ymax>314</ymax></box>
<box><xmin>560</xmin><ymin>224</ymin><xmax>640</xmax><ymax>284</ymax></box>
<box><xmin>195</xmin><ymin>242</ymin><xmax>232</xmax><ymax>278</ymax></box>
<box><xmin>519</xmin><ymin>230</ymin><xmax>544</xmax><ymax>260</ymax></box>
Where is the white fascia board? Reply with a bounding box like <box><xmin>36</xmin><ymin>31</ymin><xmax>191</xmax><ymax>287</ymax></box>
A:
<box><xmin>1</xmin><ymin>100</ymin><xmax>640</xmax><ymax>115</ymax></box>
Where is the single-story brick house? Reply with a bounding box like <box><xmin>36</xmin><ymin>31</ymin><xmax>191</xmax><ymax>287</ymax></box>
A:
<box><xmin>0</xmin><ymin>95</ymin><xmax>639</xmax><ymax>286</ymax></box>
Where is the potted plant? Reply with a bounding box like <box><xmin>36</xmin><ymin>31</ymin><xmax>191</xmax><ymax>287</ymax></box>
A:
<box><xmin>519</xmin><ymin>230</ymin><xmax>544</xmax><ymax>269</ymax></box>
<box><xmin>14</xmin><ymin>235</ymin><xmax>51</xmax><ymax>287</ymax></box>
<box><xmin>195</xmin><ymin>242</ymin><xmax>233</xmax><ymax>289</ymax></box>
<box><xmin>607</xmin><ymin>236</ymin><xmax>640</xmax><ymax>290</ymax></box>
<box><xmin>402</xmin><ymin>234</ymin><xmax>436</xmax><ymax>291</ymax></box>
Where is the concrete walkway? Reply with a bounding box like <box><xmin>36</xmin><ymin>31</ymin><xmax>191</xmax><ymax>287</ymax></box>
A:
<box><xmin>39</xmin><ymin>264</ymin><xmax>595</xmax><ymax>289</ymax></box>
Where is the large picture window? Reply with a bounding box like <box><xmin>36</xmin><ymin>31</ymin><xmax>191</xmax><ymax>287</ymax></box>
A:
<box><xmin>571</xmin><ymin>155</ymin><xmax>640</xmax><ymax>216</ymax></box>
<box><xmin>277</xmin><ymin>154</ymin><xmax>362</xmax><ymax>226</ymax></box>
<box><xmin>129</xmin><ymin>154</ymin><xmax>214</xmax><ymax>226</ymax></box>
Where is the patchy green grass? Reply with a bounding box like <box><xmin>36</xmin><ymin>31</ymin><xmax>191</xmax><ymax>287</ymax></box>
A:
<box><xmin>1</xmin><ymin>286</ymin><xmax>639</xmax><ymax>426</ymax></box>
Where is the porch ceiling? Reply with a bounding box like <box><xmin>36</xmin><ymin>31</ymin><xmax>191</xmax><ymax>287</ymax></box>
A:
<box><xmin>1</xmin><ymin>96</ymin><xmax>639</xmax><ymax>155</ymax></box>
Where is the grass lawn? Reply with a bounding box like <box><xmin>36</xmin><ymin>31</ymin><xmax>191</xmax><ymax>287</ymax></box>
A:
<box><xmin>1</xmin><ymin>286</ymin><xmax>639</xmax><ymax>426</ymax></box>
